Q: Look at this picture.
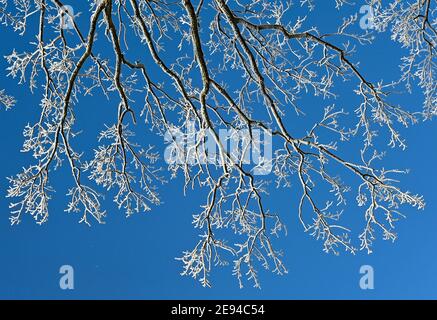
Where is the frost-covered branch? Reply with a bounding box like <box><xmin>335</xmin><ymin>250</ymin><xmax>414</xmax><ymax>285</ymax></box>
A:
<box><xmin>2</xmin><ymin>0</ymin><xmax>433</xmax><ymax>288</ymax></box>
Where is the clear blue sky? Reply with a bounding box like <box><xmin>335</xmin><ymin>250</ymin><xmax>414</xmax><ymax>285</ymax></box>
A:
<box><xmin>0</xmin><ymin>1</ymin><xmax>436</xmax><ymax>299</ymax></box>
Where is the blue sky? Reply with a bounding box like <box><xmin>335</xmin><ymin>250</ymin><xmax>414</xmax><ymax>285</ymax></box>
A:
<box><xmin>0</xmin><ymin>1</ymin><xmax>436</xmax><ymax>299</ymax></box>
